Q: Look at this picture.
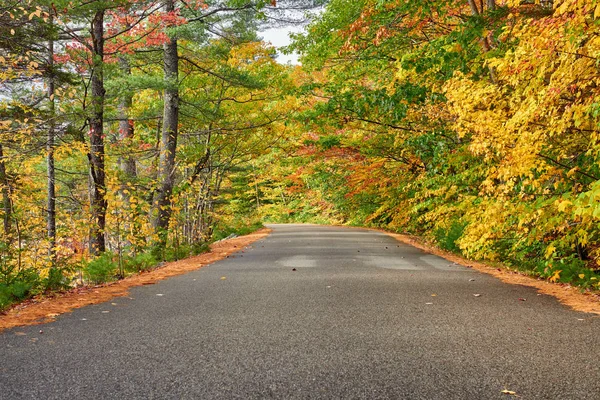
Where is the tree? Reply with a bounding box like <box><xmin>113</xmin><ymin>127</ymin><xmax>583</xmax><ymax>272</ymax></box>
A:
<box><xmin>153</xmin><ymin>0</ymin><xmax>180</xmax><ymax>240</ymax></box>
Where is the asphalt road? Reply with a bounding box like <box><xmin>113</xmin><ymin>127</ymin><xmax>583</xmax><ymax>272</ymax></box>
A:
<box><xmin>1</xmin><ymin>224</ymin><xmax>599</xmax><ymax>399</ymax></box>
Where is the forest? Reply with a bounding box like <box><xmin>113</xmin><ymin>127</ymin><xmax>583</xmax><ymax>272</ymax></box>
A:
<box><xmin>1</xmin><ymin>0</ymin><xmax>600</xmax><ymax>310</ymax></box>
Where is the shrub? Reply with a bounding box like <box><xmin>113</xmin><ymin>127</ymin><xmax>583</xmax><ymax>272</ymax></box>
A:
<box><xmin>124</xmin><ymin>252</ymin><xmax>158</xmax><ymax>273</ymax></box>
<box><xmin>434</xmin><ymin>220</ymin><xmax>466</xmax><ymax>253</ymax></box>
<box><xmin>45</xmin><ymin>266</ymin><xmax>72</xmax><ymax>291</ymax></box>
<box><xmin>84</xmin><ymin>253</ymin><xmax>117</xmax><ymax>284</ymax></box>
<box><xmin>191</xmin><ymin>242</ymin><xmax>210</xmax><ymax>256</ymax></box>
<box><xmin>0</xmin><ymin>273</ymin><xmax>37</xmax><ymax>311</ymax></box>
<box><xmin>9</xmin><ymin>280</ymin><xmax>31</xmax><ymax>299</ymax></box>
<box><xmin>0</xmin><ymin>284</ymin><xmax>13</xmax><ymax>310</ymax></box>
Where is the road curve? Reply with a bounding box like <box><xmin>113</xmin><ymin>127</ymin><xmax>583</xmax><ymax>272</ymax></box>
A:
<box><xmin>1</xmin><ymin>224</ymin><xmax>599</xmax><ymax>399</ymax></box>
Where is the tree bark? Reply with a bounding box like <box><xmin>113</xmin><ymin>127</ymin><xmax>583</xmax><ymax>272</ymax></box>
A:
<box><xmin>153</xmin><ymin>0</ymin><xmax>179</xmax><ymax>242</ymax></box>
<box><xmin>118</xmin><ymin>56</ymin><xmax>137</xmax><ymax>185</ymax></box>
<box><xmin>47</xmin><ymin>19</ymin><xmax>57</xmax><ymax>265</ymax></box>
<box><xmin>467</xmin><ymin>0</ymin><xmax>498</xmax><ymax>83</ymax></box>
<box><xmin>467</xmin><ymin>0</ymin><xmax>480</xmax><ymax>15</ymax></box>
<box><xmin>0</xmin><ymin>143</ymin><xmax>11</xmax><ymax>237</ymax></box>
<box><xmin>89</xmin><ymin>9</ymin><xmax>107</xmax><ymax>254</ymax></box>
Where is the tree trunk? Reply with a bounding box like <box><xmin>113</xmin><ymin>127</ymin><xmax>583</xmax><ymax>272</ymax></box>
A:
<box><xmin>0</xmin><ymin>143</ymin><xmax>11</xmax><ymax>237</ymax></box>
<box><xmin>89</xmin><ymin>9</ymin><xmax>107</xmax><ymax>254</ymax></box>
<box><xmin>118</xmin><ymin>45</ymin><xmax>136</xmax><ymax>186</ymax></box>
<box><xmin>47</xmin><ymin>20</ymin><xmax>57</xmax><ymax>265</ymax></box>
<box><xmin>467</xmin><ymin>0</ymin><xmax>498</xmax><ymax>83</ymax></box>
<box><xmin>153</xmin><ymin>0</ymin><xmax>179</xmax><ymax>242</ymax></box>
<box><xmin>117</xmin><ymin>55</ymin><xmax>137</xmax><ymax>248</ymax></box>
<box><xmin>467</xmin><ymin>0</ymin><xmax>480</xmax><ymax>15</ymax></box>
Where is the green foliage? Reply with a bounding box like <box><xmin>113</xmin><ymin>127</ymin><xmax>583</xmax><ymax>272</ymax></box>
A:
<box><xmin>531</xmin><ymin>256</ymin><xmax>600</xmax><ymax>288</ymax></box>
<box><xmin>0</xmin><ymin>269</ymin><xmax>39</xmax><ymax>311</ymax></box>
<box><xmin>124</xmin><ymin>253</ymin><xmax>158</xmax><ymax>273</ymax></box>
<box><xmin>9</xmin><ymin>280</ymin><xmax>31</xmax><ymax>299</ymax></box>
<box><xmin>434</xmin><ymin>221</ymin><xmax>467</xmax><ymax>253</ymax></box>
<box><xmin>317</xmin><ymin>135</ymin><xmax>341</xmax><ymax>150</ymax></box>
<box><xmin>84</xmin><ymin>253</ymin><xmax>118</xmax><ymax>285</ymax></box>
<box><xmin>164</xmin><ymin>242</ymin><xmax>210</xmax><ymax>262</ymax></box>
<box><xmin>150</xmin><ymin>241</ymin><xmax>210</xmax><ymax>263</ymax></box>
<box><xmin>0</xmin><ymin>285</ymin><xmax>11</xmax><ymax>310</ymax></box>
<box><xmin>212</xmin><ymin>220</ymin><xmax>264</xmax><ymax>242</ymax></box>
<box><xmin>44</xmin><ymin>267</ymin><xmax>72</xmax><ymax>291</ymax></box>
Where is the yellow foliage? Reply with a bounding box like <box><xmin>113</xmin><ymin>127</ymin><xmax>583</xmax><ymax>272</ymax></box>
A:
<box><xmin>549</xmin><ymin>269</ymin><xmax>562</xmax><ymax>283</ymax></box>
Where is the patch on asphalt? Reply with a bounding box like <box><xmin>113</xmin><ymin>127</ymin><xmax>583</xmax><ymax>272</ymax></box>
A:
<box><xmin>278</xmin><ymin>255</ymin><xmax>318</xmax><ymax>268</ymax></box>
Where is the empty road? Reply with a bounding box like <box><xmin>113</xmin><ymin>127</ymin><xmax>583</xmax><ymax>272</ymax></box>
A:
<box><xmin>1</xmin><ymin>224</ymin><xmax>599</xmax><ymax>399</ymax></box>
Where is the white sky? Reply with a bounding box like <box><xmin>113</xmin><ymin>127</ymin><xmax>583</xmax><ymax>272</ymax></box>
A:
<box><xmin>261</xmin><ymin>25</ymin><xmax>305</xmax><ymax>65</ymax></box>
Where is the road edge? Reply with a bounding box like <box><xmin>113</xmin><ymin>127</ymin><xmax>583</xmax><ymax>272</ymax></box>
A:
<box><xmin>381</xmin><ymin>229</ymin><xmax>600</xmax><ymax>315</ymax></box>
<box><xmin>0</xmin><ymin>228</ymin><xmax>272</xmax><ymax>332</ymax></box>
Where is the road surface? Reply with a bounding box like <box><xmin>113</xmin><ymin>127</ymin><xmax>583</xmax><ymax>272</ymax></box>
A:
<box><xmin>1</xmin><ymin>224</ymin><xmax>599</xmax><ymax>399</ymax></box>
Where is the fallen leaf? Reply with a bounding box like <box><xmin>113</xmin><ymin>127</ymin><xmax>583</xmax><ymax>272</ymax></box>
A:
<box><xmin>425</xmin><ymin>302</ymin><xmax>434</xmax><ymax>305</ymax></box>
<box><xmin>111</xmin><ymin>303</ymin><xmax>117</xmax><ymax>306</ymax></box>
<box><xmin>46</xmin><ymin>313</ymin><xmax>59</xmax><ymax>318</ymax></box>
<box><xmin>469</xmin><ymin>278</ymin><xmax>476</xmax><ymax>282</ymax></box>
<box><xmin>500</xmin><ymin>389</ymin><xmax>517</xmax><ymax>396</ymax></box>
<box><xmin>549</xmin><ymin>269</ymin><xmax>562</xmax><ymax>283</ymax></box>
<box><xmin>101</xmin><ymin>310</ymin><xmax>110</xmax><ymax>313</ymax></box>
<box><xmin>473</xmin><ymin>294</ymin><xmax>481</xmax><ymax>297</ymax></box>
<box><xmin>14</xmin><ymin>332</ymin><xmax>26</xmax><ymax>336</ymax></box>
<box><xmin>156</xmin><ymin>293</ymin><xmax>164</xmax><ymax>296</ymax></box>
<box><xmin>518</xmin><ymin>298</ymin><xmax>526</xmax><ymax>301</ymax></box>
<box><xmin>431</xmin><ymin>294</ymin><xmax>437</xmax><ymax>297</ymax></box>
<box><xmin>220</xmin><ymin>277</ymin><xmax>227</xmax><ymax>280</ymax></box>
